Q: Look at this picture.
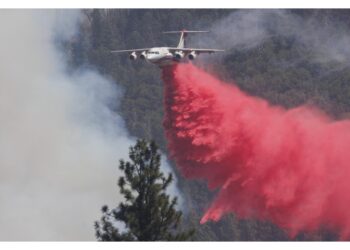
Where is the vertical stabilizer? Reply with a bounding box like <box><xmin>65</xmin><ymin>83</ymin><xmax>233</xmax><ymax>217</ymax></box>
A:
<box><xmin>163</xmin><ymin>30</ymin><xmax>209</xmax><ymax>49</ymax></box>
<box><xmin>177</xmin><ymin>31</ymin><xmax>186</xmax><ymax>48</ymax></box>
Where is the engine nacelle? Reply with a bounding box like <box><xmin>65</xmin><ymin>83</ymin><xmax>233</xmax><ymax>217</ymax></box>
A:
<box><xmin>174</xmin><ymin>51</ymin><xmax>185</xmax><ymax>60</ymax></box>
<box><xmin>140</xmin><ymin>51</ymin><xmax>147</xmax><ymax>60</ymax></box>
<box><xmin>129</xmin><ymin>52</ymin><xmax>137</xmax><ymax>60</ymax></box>
<box><xmin>188</xmin><ymin>51</ymin><xmax>197</xmax><ymax>60</ymax></box>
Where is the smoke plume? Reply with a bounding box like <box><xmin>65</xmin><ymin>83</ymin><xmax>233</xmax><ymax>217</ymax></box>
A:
<box><xmin>0</xmin><ymin>10</ymin><xmax>179</xmax><ymax>241</ymax></box>
<box><xmin>163</xmin><ymin>63</ymin><xmax>350</xmax><ymax>239</ymax></box>
<box><xmin>193</xmin><ymin>10</ymin><xmax>350</xmax><ymax>65</ymax></box>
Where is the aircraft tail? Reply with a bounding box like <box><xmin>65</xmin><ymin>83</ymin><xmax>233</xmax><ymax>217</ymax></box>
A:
<box><xmin>163</xmin><ymin>30</ymin><xmax>209</xmax><ymax>48</ymax></box>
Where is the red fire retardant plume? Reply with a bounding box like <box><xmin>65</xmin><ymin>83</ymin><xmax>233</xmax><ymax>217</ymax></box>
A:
<box><xmin>162</xmin><ymin>63</ymin><xmax>350</xmax><ymax>239</ymax></box>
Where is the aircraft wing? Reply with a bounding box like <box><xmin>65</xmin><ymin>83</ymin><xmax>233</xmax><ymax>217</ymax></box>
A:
<box><xmin>111</xmin><ymin>48</ymin><xmax>150</xmax><ymax>53</ymax></box>
<box><xmin>168</xmin><ymin>48</ymin><xmax>224</xmax><ymax>54</ymax></box>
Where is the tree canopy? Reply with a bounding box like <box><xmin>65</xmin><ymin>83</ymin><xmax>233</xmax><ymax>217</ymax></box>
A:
<box><xmin>95</xmin><ymin>139</ymin><xmax>194</xmax><ymax>241</ymax></box>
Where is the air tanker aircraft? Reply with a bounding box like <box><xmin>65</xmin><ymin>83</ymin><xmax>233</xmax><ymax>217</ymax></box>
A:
<box><xmin>111</xmin><ymin>30</ymin><xmax>224</xmax><ymax>67</ymax></box>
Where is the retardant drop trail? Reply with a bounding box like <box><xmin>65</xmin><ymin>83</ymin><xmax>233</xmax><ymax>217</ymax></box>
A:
<box><xmin>162</xmin><ymin>63</ymin><xmax>350</xmax><ymax>239</ymax></box>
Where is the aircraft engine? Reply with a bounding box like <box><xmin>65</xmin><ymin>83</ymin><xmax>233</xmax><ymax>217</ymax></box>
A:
<box><xmin>174</xmin><ymin>51</ymin><xmax>185</xmax><ymax>59</ymax></box>
<box><xmin>129</xmin><ymin>52</ymin><xmax>137</xmax><ymax>60</ymax></box>
<box><xmin>140</xmin><ymin>51</ymin><xmax>147</xmax><ymax>59</ymax></box>
<box><xmin>188</xmin><ymin>51</ymin><xmax>197</xmax><ymax>60</ymax></box>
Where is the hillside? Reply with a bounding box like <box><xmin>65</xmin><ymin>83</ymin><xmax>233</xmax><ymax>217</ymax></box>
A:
<box><xmin>67</xmin><ymin>9</ymin><xmax>350</xmax><ymax>240</ymax></box>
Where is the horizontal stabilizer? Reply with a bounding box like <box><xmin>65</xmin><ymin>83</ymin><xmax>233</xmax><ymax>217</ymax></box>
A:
<box><xmin>163</xmin><ymin>30</ymin><xmax>209</xmax><ymax>34</ymax></box>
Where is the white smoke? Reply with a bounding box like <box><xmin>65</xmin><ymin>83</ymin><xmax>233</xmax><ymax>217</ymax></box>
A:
<box><xmin>0</xmin><ymin>10</ymin><xmax>180</xmax><ymax>241</ymax></box>
<box><xmin>193</xmin><ymin>10</ymin><xmax>350</xmax><ymax>65</ymax></box>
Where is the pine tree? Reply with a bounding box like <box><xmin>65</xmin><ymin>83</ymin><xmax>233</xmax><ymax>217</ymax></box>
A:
<box><xmin>95</xmin><ymin>139</ymin><xmax>195</xmax><ymax>241</ymax></box>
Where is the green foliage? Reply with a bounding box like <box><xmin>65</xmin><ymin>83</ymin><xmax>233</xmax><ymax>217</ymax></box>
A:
<box><xmin>67</xmin><ymin>9</ymin><xmax>350</xmax><ymax>241</ymax></box>
<box><xmin>95</xmin><ymin>139</ymin><xmax>195</xmax><ymax>241</ymax></box>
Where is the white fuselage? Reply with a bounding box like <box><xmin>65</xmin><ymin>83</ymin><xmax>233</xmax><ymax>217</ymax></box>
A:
<box><xmin>143</xmin><ymin>47</ymin><xmax>178</xmax><ymax>67</ymax></box>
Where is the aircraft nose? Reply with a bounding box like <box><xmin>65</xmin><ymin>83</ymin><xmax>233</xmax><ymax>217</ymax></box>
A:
<box><xmin>147</xmin><ymin>55</ymin><xmax>158</xmax><ymax>62</ymax></box>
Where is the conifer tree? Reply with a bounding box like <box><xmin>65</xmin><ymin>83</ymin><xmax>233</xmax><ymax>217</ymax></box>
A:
<box><xmin>95</xmin><ymin>139</ymin><xmax>195</xmax><ymax>241</ymax></box>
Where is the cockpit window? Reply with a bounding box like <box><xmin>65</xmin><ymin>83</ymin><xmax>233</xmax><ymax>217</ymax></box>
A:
<box><xmin>147</xmin><ymin>51</ymin><xmax>160</xmax><ymax>54</ymax></box>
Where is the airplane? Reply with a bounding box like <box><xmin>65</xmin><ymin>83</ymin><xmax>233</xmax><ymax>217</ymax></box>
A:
<box><xmin>111</xmin><ymin>30</ymin><xmax>224</xmax><ymax>67</ymax></box>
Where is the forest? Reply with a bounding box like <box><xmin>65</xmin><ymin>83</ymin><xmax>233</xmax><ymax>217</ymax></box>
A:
<box><xmin>66</xmin><ymin>9</ymin><xmax>350</xmax><ymax>240</ymax></box>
